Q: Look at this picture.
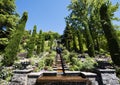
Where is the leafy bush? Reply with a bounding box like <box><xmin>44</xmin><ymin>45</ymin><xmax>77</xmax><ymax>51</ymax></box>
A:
<box><xmin>69</xmin><ymin>65</ymin><xmax>79</xmax><ymax>71</ymax></box>
<box><xmin>62</xmin><ymin>49</ymin><xmax>70</xmax><ymax>62</ymax></box>
<box><xmin>0</xmin><ymin>67</ymin><xmax>13</xmax><ymax>81</ymax></box>
<box><xmin>44</xmin><ymin>66</ymin><xmax>53</xmax><ymax>71</ymax></box>
<box><xmin>115</xmin><ymin>67</ymin><xmax>120</xmax><ymax>78</ymax></box>
<box><xmin>35</xmin><ymin>53</ymin><xmax>54</xmax><ymax>71</ymax></box>
<box><xmin>71</xmin><ymin>57</ymin><xmax>77</xmax><ymax>65</ymax></box>
<box><xmin>69</xmin><ymin>56</ymin><xmax>97</xmax><ymax>71</ymax></box>
<box><xmin>43</xmin><ymin>51</ymin><xmax>55</xmax><ymax>67</ymax></box>
<box><xmin>49</xmin><ymin>51</ymin><xmax>56</xmax><ymax>57</ymax></box>
<box><xmin>45</xmin><ymin>57</ymin><xmax>53</xmax><ymax>66</ymax></box>
<box><xmin>0</xmin><ymin>55</ymin><xmax>3</xmax><ymax>66</ymax></box>
<box><xmin>76</xmin><ymin>60</ymin><xmax>83</xmax><ymax>70</ymax></box>
<box><xmin>82</xmin><ymin>57</ymin><xmax>97</xmax><ymax>71</ymax></box>
<box><xmin>62</xmin><ymin>49</ymin><xmax>69</xmax><ymax>55</ymax></box>
<box><xmin>38</xmin><ymin>59</ymin><xmax>45</xmax><ymax>70</ymax></box>
<box><xmin>69</xmin><ymin>59</ymin><xmax>83</xmax><ymax>71</ymax></box>
<box><xmin>69</xmin><ymin>52</ymin><xmax>77</xmax><ymax>63</ymax></box>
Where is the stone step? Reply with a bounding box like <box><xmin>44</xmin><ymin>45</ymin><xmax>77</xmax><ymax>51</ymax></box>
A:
<box><xmin>53</xmin><ymin>67</ymin><xmax>69</xmax><ymax>70</ymax></box>
<box><xmin>53</xmin><ymin>65</ymin><xmax>67</xmax><ymax>68</ymax></box>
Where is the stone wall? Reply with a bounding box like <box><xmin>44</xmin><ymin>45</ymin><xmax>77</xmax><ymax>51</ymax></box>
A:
<box><xmin>9</xmin><ymin>69</ymin><xmax>120</xmax><ymax>85</ymax></box>
<box><xmin>96</xmin><ymin>69</ymin><xmax>120</xmax><ymax>85</ymax></box>
<box><xmin>9</xmin><ymin>69</ymin><xmax>33</xmax><ymax>85</ymax></box>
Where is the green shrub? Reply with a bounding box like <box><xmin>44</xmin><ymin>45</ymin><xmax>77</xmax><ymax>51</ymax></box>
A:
<box><xmin>69</xmin><ymin>52</ymin><xmax>77</xmax><ymax>63</ymax></box>
<box><xmin>76</xmin><ymin>60</ymin><xmax>83</xmax><ymax>70</ymax></box>
<box><xmin>82</xmin><ymin>57</ymin><xmax>97</xmax><ymax>71</ymax></box>
<box><xmin>69</xmin><ymin>56</ymin><xmax>97</xmax><ymax>71</ymax></box>
<box><xmin>45</xmin><ymin>57</ymin><xmax>53</xmax><ymax>66</ymax></box>
<box><xmin>62</xmin><ymin>49</ymin><xmax>69</xmax><ymax>55</ymax></box>
<box><xmin>38</xmin><ymin>60</ymin><xmax>45</xmax><ymax>70</ymax></box>
<box><xmin>69</xmin><ymin>59</ymin><xmax>83</xmax><ymax>71</ymax></box>
<box><xmin>71</xmin><ymin>57</ymin><xmax>77</xmax><ymax>65</ymax></box>
<box><xmin>0</xmin><ymin>67</ymin><xmax>13</xmax><ymax>81</ymax></box>
<box><xmin>69</xmin><ymin>65</ymin><xmax>79</xmax><ymax>71</ymax></box>
<box><xmin>115</xmin><ymin>67</ymin><xmax>120</xmax><ymax>78</ymax></box>
<box><xmin>62</xmin><ymin>49</ymin><xmax>70</xmax><ymax>62</ymax></box>
<box><xmin>48</xmin><ymin>51</ymin><xmax>56</xmax><ymax>57</ymax></box>
<box><xmin>63</xmin><ymin>55</ymin><xmax>69</xmax><ymax>63</ymax></box>
<box><xmin>46</xmin><ymin>66</ymin><xmax>53</xmax><ymax>71</ymax></box>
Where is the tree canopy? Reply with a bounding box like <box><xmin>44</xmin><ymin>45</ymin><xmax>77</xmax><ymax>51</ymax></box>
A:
<box><xmin>0</xmin><ymin>0</ymin><xmax>19</xmax><ymax>51</ymax></box>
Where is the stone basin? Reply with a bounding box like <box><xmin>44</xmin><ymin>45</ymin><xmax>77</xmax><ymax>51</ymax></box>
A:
<box><xmin>35</xmin><ymin>71</ymin><xmax>92</xmax><ymax>85</ymax></box>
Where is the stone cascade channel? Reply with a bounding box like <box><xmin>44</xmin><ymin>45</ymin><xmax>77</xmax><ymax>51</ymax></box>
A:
<box><xmin>9</xmin><ymin>57</ymin><xmax>120</xmax><ymax>85</ymax></box>
<box><xmin>34</xmin><ymin>54</ymin><xmax>98</xmax><ymax>85</ymax></box>
<box><xmin>34</xmin><ymin>55</ymin><xmax>90</xmax><ymax>85</ymax></box>
<box><xmin>53</xmin><ymin>54</ymin><xmax>68</xmax><ymax>76</ymax></box>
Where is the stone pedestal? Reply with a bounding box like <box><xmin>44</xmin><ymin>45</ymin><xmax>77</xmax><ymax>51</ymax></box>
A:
<box><xmin>81</xmin><ymin>72</ymin><xmax>98</xmax><ymax>85</ymax></box>
<box><xmin>9</xmin><ymin>69</ymin><xmax>33</xmax><ymax>85</ymax></box>
<box><xmin>97</xmin><ymin>69</ymin><xmax>120</xmax><ymax>85</ymax></box>
<box><xmin>27</xmin><ymin>71</ymin><xmax>43</xmax><ymax>85</ymax></box>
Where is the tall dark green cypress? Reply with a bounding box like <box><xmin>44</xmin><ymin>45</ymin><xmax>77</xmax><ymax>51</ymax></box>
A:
<box><xmin>63</xmin><ymin>22</ymin><xmax>73</xmax><ymax>51</ymax></box>
<box><xmin>77</xmin><ymin>28</ymin><xmax>83</xmax><ymax>53</ymax></box>
<box><xmin>84</xmin><ymin>22</ymin><xmax>95</xmax><ymax>57</ymax></box>
<box><xmin>49</xmin><ymin>35</ymin><xmax>54</xmax><ymax>49</ymax></box>
<box><xmin>27</xmin><ymin>25</ymin><xmax>36</xmax><ymax>57</ymax></box>
<box><xmin>3</xmin><ymin>12</ymin><xmax>28</xmax><ymax>66</ymax></box>
<box><xmin>36</xmin><ymin>30</ymin><xmax>42</xmax><ymax>54</ymax></box>
<box><xmin>100</xmin><ymin>3</ymin><xmax>120</xmax><ymax>66</ymax></box>
<box><xmin>72</xmin><ymin>29</ymin><xmax>78</xmax><ymax>52</ymax></box>
<box><xmin>41</xmin><ymin>34</ymin><xmax>45</xmax><ymax>52</ymax></box>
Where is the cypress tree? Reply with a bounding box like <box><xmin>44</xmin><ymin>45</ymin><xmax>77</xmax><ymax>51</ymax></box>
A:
<box><xmin>49</xmin><ymin>35</ymin><xmax>54</xmax><ymax>49</ymax></box>
<box><xmin>36</xmin><ymin>30</ymin><xmax>42</xmax><ymax>54</ymax></box>
<box><xmin>72</xmin><ymin>30</ymin><xmax>78</xmax><ymax>52</ymax></box>
<box><xmin>27</xmin><ymin>25</ymin><xmax>36</xmax><ymax>57</ymax></box>
<box><xmin>100</xmin><ymin>3</ymin><xmax>120</xmax><ymax>66</ymax></box>
<box><xmin>0</xmin><ymin>0</ymin><xmax>18</xmax><ymax>38</ymax></box>
<box><xmin>67</xmin><ymin>0</ymin><xmax>95</xmax><ymax>56</ymax></box>
<box><xmin>84</xmin><ymin>21</ymin><xmax>95</xmax><ymax>57</ymax></box>
<box><xmin>41</xmin><ymin>34</ymin><xmax>45</xmax><ymax>52</ymax></box>
<box><xmin>36</xmin><ymin>29</ymin><xmax>45</xmax><ymax>54</ymax></box>
<box><xmin>3</xmin><ymin>12</ymin><xmax>28</xmax><ymax>66</ymax></box>
<box><xmin>63</xmin><ymin>22</ymin><xmax>73</xmax><ymax>51</ymax></box>
<box><xmin>77</xmin><ymin>28</ymin><xmax>83</xmax><ymax>53</ymax></box>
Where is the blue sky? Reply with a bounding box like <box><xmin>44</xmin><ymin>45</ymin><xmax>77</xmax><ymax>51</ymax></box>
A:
<box><xmin>16</xmin><ymin>0</ymin><xmax>70</xmax><ymax>34</ymax></box>
<box><xmin>16</xmin><ymin>0</ymin><xmax>120</xmax><ymax>34</ymax></box>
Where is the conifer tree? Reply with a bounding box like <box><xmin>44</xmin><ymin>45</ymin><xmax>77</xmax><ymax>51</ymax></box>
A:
<box><xmin>3</xmin><ymin>12</ymin><xmax>28</xmax><ymax>66</ymax></box>
<box><xmin>67</xmin><ymin>0</ymin><xmax>95</xmax><ymax>56</ymax></box>
<box><xmin>41</xmin><ymin>34</ymin><xmax>45</xmax><ymax>52</ymax></box>
<box><xmin>77</xmin><ymin>27</ymin><xmax>83</xmax><ymax>53</ymax></box>
<box><xmin>0</xmin><ymin>0</ymin><xmax>19</xmax><ymax>51</ymax></box>
<box><xmin>84</xmin><ymin>21</ymin><xmax>95</xmax><ymax>57</ymax></box>
<box><xmin>27</xmin><ymin>25</ymin><xmax>36</xmax><ymax>57</ymax></box>
<box><xmin>49</xmin><ymin>35</ymin><xmax>54</xmax><ymax>49</ymax></box>
<box><xmin>100</xmin><ymin>2</ymin><xmax>120</xmax><ymax>66</ymax></box>
<box><xmin>36</xmin><ymin>30</ymin><xmax>42</xmax><ymax>54</ymax></box>
<box><xmin>72</xmin><ymin>29</ymin><xmax>78</xmax><ymax>52</ymax></box>
<box><xmin>63</xmin><ymin>22</ymin><xmax>73</xmax><ymax>51</ymax></box>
